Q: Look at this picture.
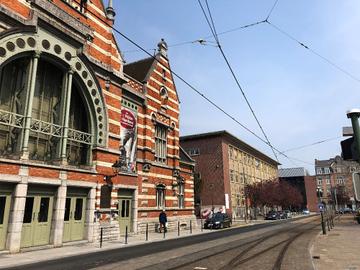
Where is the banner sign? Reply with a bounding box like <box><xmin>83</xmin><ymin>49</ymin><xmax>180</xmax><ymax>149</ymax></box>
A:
<box><xmin>119</xmin><ymin>107</ymin><xmax>137</xmax><ymax>173</ymax></box>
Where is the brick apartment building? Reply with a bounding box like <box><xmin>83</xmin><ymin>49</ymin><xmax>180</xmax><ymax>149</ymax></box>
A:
<box><xmin>315</xmin><ymin>155</ymin><xmax>359</xmax><ymax>210</ymax></box>
<box><xmin>0</xmin><ymin>0</ymin><xmax>194</xmax><ymax>253</ymax></box>
<box><xmin>278</xmin><ymin>167</ymin><xmax>317</xmax><ymax>212</ymax></box>
<box><xmin>180</xmin><ymin>131</ymin><xmax>279</xmax><ymax>219</ymax></box>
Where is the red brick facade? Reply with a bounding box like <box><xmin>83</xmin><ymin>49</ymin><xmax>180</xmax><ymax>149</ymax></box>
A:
<box><xmin>0</xmin><ymin>0</ymin><xmax>194</xmax><ymax>252</ymax></box>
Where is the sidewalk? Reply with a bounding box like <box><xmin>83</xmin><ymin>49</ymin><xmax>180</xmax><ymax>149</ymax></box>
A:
<box><xmin>311</xmin><ymin>215</ymin><xmax>360</xmax><ymax>270</ymax></box>
<box><xmin>0</xmin><ymin>216</ymin><xmax>305</xmax><ymax>269</ymax></box>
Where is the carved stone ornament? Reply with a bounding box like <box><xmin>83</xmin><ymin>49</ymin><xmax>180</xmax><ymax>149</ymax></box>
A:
<box><xmin>142</xmin><ymin>163</ymin><xmax>151</xmax><ymax>172</ymax></box>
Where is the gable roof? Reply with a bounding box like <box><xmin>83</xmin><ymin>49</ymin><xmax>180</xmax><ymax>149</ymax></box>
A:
<box><xmin>279</xmin><ymin>167</ymin><xmax>309</xmax><ymax>178</ymax></box>
<box><xmin>123</xmin><ymin>57</ymin><xmax>155</xmax><ymax>82</ymax></box>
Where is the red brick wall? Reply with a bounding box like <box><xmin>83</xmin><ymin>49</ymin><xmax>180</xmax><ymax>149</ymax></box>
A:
<box><xmin>181</xmin><ymin>136</ymin><xmax>225</xmax><ymax>207</ymax></box>
<box><xmin>304</xmin><ymin>176</ymin><xmax>318</xmax><ymax>212</ymax></box>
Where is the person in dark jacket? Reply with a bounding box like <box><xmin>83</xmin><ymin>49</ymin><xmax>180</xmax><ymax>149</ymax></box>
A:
<box><xmin>159</xmin><ymin>209</ymin><xmax>167</xmax><ymax>233</ymax></box>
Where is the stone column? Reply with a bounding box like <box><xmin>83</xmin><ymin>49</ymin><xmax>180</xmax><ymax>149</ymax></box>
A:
<box><xmin>50</xmin><ymin>175</ymin><xmax>67</xmax><ymax>247</ymax></box>
<box><xmin>60</xmin><ymin>69</ymin><xmax>74</xmax><ymax>164</ymax></box>
<box><xmin>84</xmin><ymin>187</ymin><xmax>96</xmax><ymax>242</ymax></box>
<box><xmin>21</xmin><ymin>52</ymin><xmax>41</xmax><ymax>159</ymax></box>
<box><xmin>6</xmin><ymin>167</ymin><xmax>28</xmax><ymax>253</ymax></box>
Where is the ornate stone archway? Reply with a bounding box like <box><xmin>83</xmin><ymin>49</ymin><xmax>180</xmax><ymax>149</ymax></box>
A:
<box><xmin>0</xmin><ymin>27</ymin><xmax>107</xmax><ymax>148</ymax></box>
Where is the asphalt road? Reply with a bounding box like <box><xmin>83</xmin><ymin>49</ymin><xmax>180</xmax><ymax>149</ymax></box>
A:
<box><xmin>7</xmin><ymin>215</ymin><xmax>320</xmax><ymax>270</ymax></box>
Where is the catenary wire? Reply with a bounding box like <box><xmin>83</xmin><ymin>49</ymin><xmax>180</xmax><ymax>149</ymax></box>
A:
<box><xmin>280</xmin><ymin>136</ymin><xmax>342</xmax><ymax>154</ymax></box>
<box><xmin>266</xmin><ymin>0</ymin><xmax>279</xmax><ymax>20</ymax></box>
<box><xmin>74</xmin><ymin>0</ymin><xmax>317</xmax><ymax>167</ymax></box>
<box><xmin>198</xmin><ymin>0</ymin><xmax>280</xmax><ymax>162</ymax></box>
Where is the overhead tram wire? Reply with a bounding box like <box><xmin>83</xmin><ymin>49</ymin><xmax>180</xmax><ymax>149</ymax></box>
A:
<box><xmin>74</xmin><ymin>0</ymin><xmax>311</xmax><ymax>167</ymax></box>
<box><xmin>198</xmin><ymin>0</ymin><xmax>279</xmax><ymax>163</ymax></box>
<box><xmin>265</xmin><ymin>20</ymin><xmax>360</xmax><ymax>84</ymax></box>
<box><xmin>279</xmin><ymin>136</ymin><xmax>342</xmax><ymax>154</ymax></box>
<box><xmin>266</xmin><ymin>0</ymin><xmax>279</xmax><ymax>21</ymax></box>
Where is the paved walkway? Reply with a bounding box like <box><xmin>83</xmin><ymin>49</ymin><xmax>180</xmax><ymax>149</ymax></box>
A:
<box><xmin>311</xmin><ymin>214</ymin><xmax>360</xmax><ymax>270</ymax></box>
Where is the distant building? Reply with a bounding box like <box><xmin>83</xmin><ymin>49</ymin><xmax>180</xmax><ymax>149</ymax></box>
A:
<box><xmin>315</xmin><ymin>155</ymin><xmax>359</xmax><ymax>210</ymax></box>
<box><xmin>278</xmin><ymin>167</ymin><xmax>316</xmax><ymax>211</ymax></box>
<box><xmin>180</xmin><ymin>131</ymin><xmax>279</xmax><ymax>219</ymax></box>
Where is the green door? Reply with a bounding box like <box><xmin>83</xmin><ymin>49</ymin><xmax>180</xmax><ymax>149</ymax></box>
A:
<box><xmin>0</xmin><ymin>195</ymin><xmax>11</xmax><ymax>250</ymax></box>
<box><xmin>63</xmin><ymin>197</ymin><xmax>86</xmax><ymax>242</ymax></box>
<box><xmin>118</xmin><ymin>197</ymin><xmax>132</xmax><ymax>235</ymax></box>
<box><xmin>21</xmin><ymin>196</ymin><xmax>53</xmax><ymax>248</ymax></box>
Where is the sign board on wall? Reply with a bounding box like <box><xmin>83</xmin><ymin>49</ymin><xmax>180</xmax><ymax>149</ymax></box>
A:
<box><xmin>119</xmin><ymin>106</ymin><xmax>137</xmax><ymax>173</ymax></box>
<box><xmin>225</xmin><ymin>193</ymin><xmax>229</xmax><ymax>209</ymax></box>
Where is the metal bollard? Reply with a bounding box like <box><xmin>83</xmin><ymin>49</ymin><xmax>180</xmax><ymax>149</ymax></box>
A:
<box><xmin>327</xmin><ymin>217</ymin><xmax>331</xmax><ymax>231</ymax></box>
<box><xmin>125</xmin><ymin>226</ymin><xmax>128</xmax><ymax>244</ymax></box>
<box><xmin>190</xmin><ymin>220</ymin><xmax>192</xmax><ymax>234</ymax></box>
<box><xmin>178</xmin><ymin>221</ymin><xmax>180</xmax><ymax>236</ymax></box>
<box><xmin>146</xmin><ymin>223</ymin><xmax>149</xmax><ymax>241</ymax></box>
<box><xmin>100</xmin><ymin>227</ymin><xmax>103</xmax><ymax>248</ymax></box>
<box><xmin>321</xmin><ymin>212</ymin><xmax>326</xmax><ymax>235</ymax></box>
<box><xmin>163</xmin><ymin>226</ymin><xmax>166</xmax><ymax>239</ymax></box>
<box><xmin>201</xmin><ymin>218</ymin><xmax>203</xmax><ymax>232</ymax></box>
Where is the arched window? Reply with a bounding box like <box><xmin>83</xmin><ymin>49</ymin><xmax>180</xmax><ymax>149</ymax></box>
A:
<box><xmin>0</xmin><ymin>55</ymin><xmax>92</xmax><ymax>166</ymax></box>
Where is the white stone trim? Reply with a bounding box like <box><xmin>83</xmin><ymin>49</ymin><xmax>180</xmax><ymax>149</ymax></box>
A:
<box><xmin>28</xmin><ymin>177</ymin><xmax>61</xmax><ymax>186</ymax></box>
<box><xmin>67</xmin><ymin>180</ymin><xmax>97</xmax><ymax>188</ymax></box>
<box><xmin>138</xmin><ymin>171</ymin><xmax>175</xmax><ymax>180</ymax></box>
<box><xmin>94</xmin><ymin>160</ymin><xmax>113</xmax><ymax>167</ymax></box>
<box><xmin>88</xmin><ymin>42</ymin><xmax>121</xmax><ymax>63</ymax></box>
<box><xmin>184</xmin><ymin>189</ymin><xmax>194</xmax><ymax>193</ymax></box>
<box><xmin>138</xmin><ymin>194</ymin><xmax>156</xmax><ymax>199</ymax></box>
<box><xmin>153</xmin><ymin>70</ymin><xmax>174</xmax><ymax>85</ymax></box>
<box><xmin>103</xmin><ymin>90</ymin><xmax>122</xmax><ymax>101</ymax></box>
<box><xmin>0</xmin><ymin>174</ymin><xmax>21</xmax><ymax>183</ymax></box>
<box><xmin>86</xmin><ymin>13</ymin><xmax>111</xmax><ymax>33</ymax></box>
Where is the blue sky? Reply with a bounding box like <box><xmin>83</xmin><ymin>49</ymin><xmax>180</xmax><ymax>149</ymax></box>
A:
<box><xmin>113</xmin><ymin>1</ymin><xmax>360</xmax><ymax>173</ymax></box>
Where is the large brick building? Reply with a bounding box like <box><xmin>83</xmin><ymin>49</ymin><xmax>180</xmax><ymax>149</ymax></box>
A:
<box><xmin>0</xmin><ymin>0</ymin><xmax>194</xmax><ymax>253</ymax></box>
<box><xmin>278</xmin><ymin>167</ymin><xmax>316</xmax><ymax>211</ymax></box>
<box><xmin>315</xmin><ymin>155</ymin><xmax>359</xmax><ymax>210</ymax></box>
<box><xmin>180</xmin><ymin>131</ymin><xmax>279</xmax><ymax>219</ymax></box>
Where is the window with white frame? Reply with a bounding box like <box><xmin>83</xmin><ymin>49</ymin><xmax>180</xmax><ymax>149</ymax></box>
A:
<box><xmin>324</xmin><ymin>167</ymin><xmax>330</xmax><ymax>174</ymax></box>
<box><xmin>316</xmin><ymin>168</ymin><xmax>322</xmax><ymax>175</ymax></box>
<box><xmin>154</xmin><ymin>125</ymin><xmax>167</xmax><ymax>163</ymax></box>
<box><xmin>337</xmin><ymin>176</ymin><xmax>345</xmax><ymax>185</ymax></box>
<box><xmin>326</xmin><ymin>177</ymin><xmax>330</xmax><ymax>185</ymax></box>
<box><xmin>156</xmin><ymin>184</ymin><xmax>166</xmax><ymax>208</ymax></box>
<box><xmin>317</xmin><ymin>177</ymin><xmax>322</xmax><ymax>186</ymax></box>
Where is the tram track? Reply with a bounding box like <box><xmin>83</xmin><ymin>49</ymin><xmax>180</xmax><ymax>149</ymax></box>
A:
<box><xmin>160</xmin><ymin>216</ymin><xmax>320</xmax><ymax>270</ymax></box>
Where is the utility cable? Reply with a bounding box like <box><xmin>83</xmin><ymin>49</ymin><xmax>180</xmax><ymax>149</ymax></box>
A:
<box><xmin>74</xmin><ymin>0</ymin><xmax>314</xmax><ymax>167</ymax></box>
<box><xmin>266</xmin><ymin>20</ymin><xmax>360</xmax><ymax>84</ymax></box>
<box><xmin>198</xmin><ymin>0</ymin><xmax>280</xmax><ymax>163</ymax></box>
<box><xmin>280</xmin><ymin>136</ymin><xmax>342</xmax><ymax>154</ymax></box>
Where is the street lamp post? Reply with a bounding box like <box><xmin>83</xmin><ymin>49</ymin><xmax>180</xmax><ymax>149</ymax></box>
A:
<box><xmin>317</xmin><ymin>187</ymin><xmax>326</xmax><ymax>235</ymax></box>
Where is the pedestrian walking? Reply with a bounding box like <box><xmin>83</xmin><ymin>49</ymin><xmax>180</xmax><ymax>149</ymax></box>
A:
<box><xmin>159</xmin><ymin>209</ymin><xmax>167</xmax><ymax>233</ymax></box>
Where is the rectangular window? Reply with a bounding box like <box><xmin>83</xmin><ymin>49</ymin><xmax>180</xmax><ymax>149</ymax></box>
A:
<box><xmin>178</xmin><ymin>183</ymin><xmax>185</xmax><ymax>209</ymax></box>
<box><xmin>0</xmin><ymin>196</ymin><xmax>5</xmax><ymax>224</ymax></box>
<box><xmin>155</xmin><ymin>125</ymin><xmax>167</xmax><ymax>163</ymax></box>
<box><xmin>324</xmin><ymin>167</ymin><xmax>330</xmax><ymax>174</ymax></box>
<box><xmin>23</xmin><ymin>197</ymin><xmax>34</xmax><ymax>224</ymax></box>
<box><xmin>317</xmin><ymin>178</ymin><xmax>322</xmax><ymax>186</ymax></box>
<box><xmin>326</xmin><ymin>177</ymin><xmax>330</xmax><ymax>185</ymax></box>
<box><xmin>316</xmin><ymin>168</ymin><xmax>322</xmax><ymax>175</ymax></box>
<box><xmin>38</xmin><ymin>197</ymin><xmax>50</xmax><ymax>223</ymax></box>
<box><xmin>64</xmin><ymin>198</ymin><xmax>71</xmax><ymax>221</ymax></box>
<box><xmin>230</xmin><ymin>170</ymin><xmax>234</xmax><ymax>182</ymax></box>
<box><xmin>74</xmin><ymin>198</ymin><xmax>83</xmax><ymax>221</ymax></box>
<box><xmin>156</xmin><ymin>186</ymin><xmax>165</xmax><ymax>208</ymax></box>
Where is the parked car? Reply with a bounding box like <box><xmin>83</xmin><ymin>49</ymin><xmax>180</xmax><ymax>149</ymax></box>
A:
<box><xmin>265</xmin><ymin>211</ymin><xmax>280</xmax><ymax>220</ymax></box>
<box><xmin>339</xmin><ymin>207</ymin><xmax>353</xmax><ymax>214</ymax></box>
<box><xmin>278</xmin><ymin>211</ymin><xmax>287</xmax><ymax>219</ymax></box>
<box><xmin>302</xmin><ymin>209</ymin><xmax>310</xmax><ymax>215</ymax></box>
<box><xmin>204</xmin><ymin>213</ymin><xmax>232</xmax><ymax>229</ymax></box>
<box><xmin>284</xmin><ymin>210</ymin><xmax>292</xmax><ymax>219</ymax></box>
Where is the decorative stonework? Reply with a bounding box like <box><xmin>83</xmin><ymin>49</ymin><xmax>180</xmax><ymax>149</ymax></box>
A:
<box><xmin>0</xmin><ymin>28</ymin><xmax>107</xmax><ymax>147</ymax></box>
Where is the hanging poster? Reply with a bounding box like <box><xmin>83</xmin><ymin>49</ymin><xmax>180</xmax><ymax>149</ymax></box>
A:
<box><xmin>119</xmin><ymin>107</ymin><xmax>137</xmax><ymax>173</ymax></box>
